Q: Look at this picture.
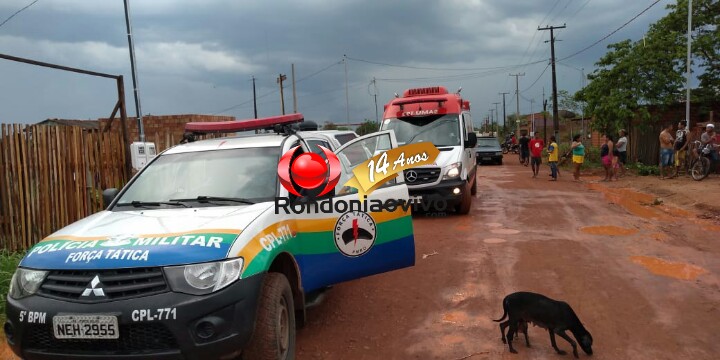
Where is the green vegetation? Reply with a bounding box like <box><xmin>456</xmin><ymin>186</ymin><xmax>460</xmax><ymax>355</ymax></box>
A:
<box><xmin>576</xmin><ymin>0</ymin><xmax>719</xmax><ymax>133</ymax></box>
<box><xmin>0</xmin><ymin>251</ymin><xmax>24</xmax><ymax>323</ymax></box>
<box><xmin>630</xmin><ymin>163</ymin><xmax>661</xmax><ymax>176</ymax></box>
<box><xmin>355</xmin><ymin>120</ymin><xmax>380</xmax><ymax>136</ymax></box>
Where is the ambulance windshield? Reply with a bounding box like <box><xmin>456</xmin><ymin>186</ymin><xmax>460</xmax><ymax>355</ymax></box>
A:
<box><xmin>383</xmin><ymin>114</ymin><xmax>461</xmax><ymax>147</ymax></box>
<box><xmin>117</xmin><ymin>147</ymin><xmax>280</xmax><ymax>206</ymax></box>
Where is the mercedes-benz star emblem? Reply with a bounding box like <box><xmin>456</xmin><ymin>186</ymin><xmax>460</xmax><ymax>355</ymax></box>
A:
<box><xmin>405</xmin><ymin>170</ymin><xmax>418</xmax><ymax>183</ymax></box>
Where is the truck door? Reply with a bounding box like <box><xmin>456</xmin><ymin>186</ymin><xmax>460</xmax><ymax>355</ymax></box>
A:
<box><xmin>462</xmin><ymin>112</ymin><xmax>476</xmax><ymax>180</ymax></box>
<box><xmin>295</xmin><ymin>131</ymin><xmax>415</xmax><ymax>292</ymax></box>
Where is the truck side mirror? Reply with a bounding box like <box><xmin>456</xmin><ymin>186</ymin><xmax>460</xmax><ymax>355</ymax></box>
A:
<box><xmin>465</xmin><ymin>132</ymin><xmax>477</xmax><ymax>148</ymax></box>
<box><xmin>102</xmin><ymin>188</ymin><xmax>119</xmax><ymax>208</ymax></box>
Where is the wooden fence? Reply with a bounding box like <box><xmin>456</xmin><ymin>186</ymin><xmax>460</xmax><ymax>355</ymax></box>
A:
<box><xmin>0</xmin><ymin>124</ymin><xmax>128</xmax><ymax>251</ymax></box>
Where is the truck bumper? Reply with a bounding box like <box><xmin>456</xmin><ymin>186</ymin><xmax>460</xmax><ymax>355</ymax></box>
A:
<box><xmin>407</xmin><ymin>178</ymin><xmax>469</xmax><ymax>211</ymax></box>
<box><xmin>5</xmin><ymin>273</ymin><xmax>264</xmax><ymax>360</ymax></box>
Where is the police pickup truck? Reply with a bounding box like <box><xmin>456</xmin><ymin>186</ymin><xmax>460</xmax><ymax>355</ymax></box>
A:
<box><xmin>5</xmin><ymin>114</ymin><xmax>415</xmax><ymax>360</ymax></box>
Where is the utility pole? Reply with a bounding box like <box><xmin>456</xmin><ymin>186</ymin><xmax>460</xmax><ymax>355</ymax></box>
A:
<box><xmin>539</xmin><ymin>24</ymin><xmax>566</xmax><ymax>141</ymax></box>
<box><xmin>543</xmin><ymin>87</ymin><xmax>548</xmax><ymax>144</ymax></box>
<box><xmin>252</xmin><ymin>76</ymin><xmax>258</xmax><ymax>118</ymax></box>
<box><xmin>343</xmin><ymin>54</ymin><xmax>350</xmax><ymax>124</ymax></box>
<box><xmin>499</xmin><ymin>92</ymin><xmax>509</xmax><ymax>132</ymax></box>
<box><xmin>509</xmin><ymin>73</ymin><xmax>525</xmax><ymax>139</ymax></box>
<box><xmin>291</xmin><ymin>64</ymin><xmax>297</xmax><ymax>113</ymax></box>
<box><xmin>277</xmin><ymin>74</ymin><xmax>287</xmax><ymax>115</ymax></box>
<box><xmin>492</xmin><ymin>102</ymin><xmax>500</xmax><ymax>134</ymax></box>
<box><xmin>123</xmin><ymin>0</ymin><xmax>145</xmax><ymax>142</ymax></box>
<box><xmin>530</xmin><ymin>99</ymin><xmax>535</xmax><ymax>135</ymax></box>
<box><xmin>371</xmin><ymin>77</ymin><xmax>379</xmax><ymax>124</ymax></box>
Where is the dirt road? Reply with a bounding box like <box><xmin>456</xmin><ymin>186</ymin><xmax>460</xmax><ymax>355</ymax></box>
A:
<box><xmin>296</xmin><ymin>162</ymin><xmax>720</xmax><ymax>360</ymax></box>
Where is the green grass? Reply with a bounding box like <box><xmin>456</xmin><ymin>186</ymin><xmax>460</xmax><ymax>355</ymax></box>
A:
<box><xmin>0</xmin><ymin>251</ymin><xmax>24</xmax><ymax>323</ymax></box>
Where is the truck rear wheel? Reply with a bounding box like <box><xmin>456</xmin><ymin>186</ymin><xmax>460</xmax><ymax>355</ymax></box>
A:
<box><xmin>244</xmin><ymin>273</ymin><xmax>296</xmax><ymax>360</ymax></box>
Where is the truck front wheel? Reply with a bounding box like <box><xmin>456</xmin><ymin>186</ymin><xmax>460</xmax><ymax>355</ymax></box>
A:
<box><xmin>455</xmin><ymin>185</ymin><xmax>472</xmax><ymax>215</ymax></box>
<box><xmin>244</xmin><ymin>273</ymin><xmax>296</xmax><ymax>360</ymax></box>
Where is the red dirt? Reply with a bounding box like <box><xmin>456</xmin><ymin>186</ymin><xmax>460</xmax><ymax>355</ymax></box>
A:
<box><xmin>294</xmin><ymin>162</ymin><xmax>720</xmax><ymax>359</ymax></box>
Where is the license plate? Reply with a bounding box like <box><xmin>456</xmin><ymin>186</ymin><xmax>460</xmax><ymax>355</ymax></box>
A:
<box><xmin>482</xmin><ymin>157</ymin><xmax>491</xmax><ymax>160</ymax></box>
<box><xmin>53</xmin><ymin>315</ymin><xmax>119</xmax><ymax>339</ymax></box>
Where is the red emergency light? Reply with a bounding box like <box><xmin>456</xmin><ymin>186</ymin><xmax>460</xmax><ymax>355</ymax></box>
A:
<box><xmin>404</xmin><ymin>86</ymin><xmax>448</xmax><ymax>97</ymax></box>
<box><xmin>185</xmin><ymin>113</ymin><xmax>304</xmax><ymax>134</ymax></box>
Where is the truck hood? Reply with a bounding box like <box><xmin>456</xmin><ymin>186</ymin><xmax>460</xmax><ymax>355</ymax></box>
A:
<box><xmin>420</xmin><ymin>146</ymin><xmax>462</xmax><ymax>167</ymax></box>
<box><xmin>20</xmin><ymin>204</ymin><xmax>272</xmax><ymax>270</ymax></box>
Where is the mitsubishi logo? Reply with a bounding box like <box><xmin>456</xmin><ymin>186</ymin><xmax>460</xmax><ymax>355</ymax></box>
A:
<box><xmin>81</xmin><ymin>275</ymin><xmax>106</xmax><ymax>297</ymax></box>
<box><xmin>405</xmin><ymin>170</ymin><xmax>418</xmax><ymax>183</ymax></box>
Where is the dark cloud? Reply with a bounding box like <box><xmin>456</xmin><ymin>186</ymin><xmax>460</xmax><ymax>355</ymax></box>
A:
<box><xmin>0</xmin><ymin>0</ymin><xmax>671</xmax><ymax>125</ymax></box>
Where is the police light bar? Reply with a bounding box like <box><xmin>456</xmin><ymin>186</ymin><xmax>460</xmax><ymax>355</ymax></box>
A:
<box><xmin>185</xmin><ymin>113</ymin><xmax>304</xmax><ymax>134</ymax></box>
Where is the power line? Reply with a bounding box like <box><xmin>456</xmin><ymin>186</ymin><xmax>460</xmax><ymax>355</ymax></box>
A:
<box><xmin>295</xmin><ymin>60</ymin><xmax>342</xmax><ymax>84</ymax></box>
<box><xmin>211</xmin><ymin>60</ymin><xmax>342</xmax><ymax>115</ymax></box>
<box><xmin>559</xmin><ymin>0</ymin><xmax>662</xmax><ymax>62</ymax></box>
<box><xmin>522</xmin><ymin>63</ymin><xmax>551</xmax><ymax>92</ymax></box>
<box><xmin>567</xmin><ymin>0</ymin><xmax>593</xmax><ymax>20</ymax></box>
<box><xmin>0</xmin><ymin>0</ymin><xmax>39</xmax><ymax>29</ymax></box>
<box><xmin>346</xmin><ymin>55</ymin><xmax>547</xmax><ymax>72</ymax></box>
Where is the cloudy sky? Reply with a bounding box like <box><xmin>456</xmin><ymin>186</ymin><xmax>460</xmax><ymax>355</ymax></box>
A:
<box><xmin>0</xmin><ymin>0</ymin><xmax>673</xmax><ymax>128</ymax></box>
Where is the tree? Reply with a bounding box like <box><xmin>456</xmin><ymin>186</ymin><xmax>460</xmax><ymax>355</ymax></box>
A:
<box><xmin>323</xmin><ymin>122</ymin><xmax>338</xmax><ymax>130</ymax></box>
<box><xmin>576</xmin><ymin>0</ymin><xmax>719</xmax><ymax>132</ymax></box>
<box><xmin>355</xmin><ymin>120</ymin><xmax>379</xmax><ymax>136</ymax></box>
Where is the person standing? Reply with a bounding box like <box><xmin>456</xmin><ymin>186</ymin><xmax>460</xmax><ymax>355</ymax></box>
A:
<box><xmin>547</xmin><ymin>135</ymin><xmax>559</xmax><ymax>181</ymax></box>
<box><xmin>528</xmin><ymin>132</ymin><xmax>545</xmax><ymax>178</ymax></box>
<box><xmin>600</xmin><ymin>134</ymin><xmax>615</xmax><ymax>182</ymax></box>
<box><xmin>571</xmin><ymin>134</ymin><xmax>585</xmax><ymax>182</ymax></box>
<box><xmin>616</xmin><ymin>129</ymin><xmax>628</xmax><ymax>177</ymax></box>
<box><xmin>519</xmin><ymin>133</ymin><xmax>530</xmax><ymax>166</ymax></box>
<box><xmin>674</xmin><ymin>120</ymin><xmax>689</xmax><ymax>175</ymax></box>
<box><xmin>659</xmin><ymin>123</ymin><xmax>675</xmax><ymax>179</ymax></box>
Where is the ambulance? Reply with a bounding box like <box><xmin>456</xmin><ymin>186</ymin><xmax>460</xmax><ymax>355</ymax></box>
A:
<box><xmin>379</xmin><ymin>86</ymin><xmax>477</xmax><ymax>214</ymax></box>
<box><xmin>4</xmin><ymin>114</ymin><xmax>415</xmax><ymax>360</ymax></box>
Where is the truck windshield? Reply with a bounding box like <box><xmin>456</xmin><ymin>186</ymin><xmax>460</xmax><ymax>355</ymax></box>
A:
<box><xmin>383</xmin><ymin>114</ymin><xmax>461</xmax><ymax>147</ymax></box>
<box><xmin>116</xmin><ymin>147</ymin><xmax>280</xmax><ymax>206</ymax></box>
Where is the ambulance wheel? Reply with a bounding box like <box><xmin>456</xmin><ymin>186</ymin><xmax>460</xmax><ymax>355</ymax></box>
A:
<box><xmin>456</xmin><ymin>188</ymin><xmax>472</xmax><ymax>215</ymax></box>
<box><xmin>244</xmin><ymin>273</ymin><xmax>296</xmax><ymax>360</ymax></box>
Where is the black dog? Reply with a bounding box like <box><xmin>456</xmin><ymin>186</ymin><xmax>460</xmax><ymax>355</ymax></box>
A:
<box><xmin>493</xmin><ymin>291</ymin><xmax>593</xmax><ymax>358</ymax></box>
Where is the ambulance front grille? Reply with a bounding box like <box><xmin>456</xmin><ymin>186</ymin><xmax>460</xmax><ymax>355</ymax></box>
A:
<box><xmin>38</xmin><ymin>267</ymin><xmax>169</xmax><ymax>302</ymax></box>
<box><xmin>403</xmin><ymin>167</ymin><xmax>441</xmax><ymax>185</ymax></box>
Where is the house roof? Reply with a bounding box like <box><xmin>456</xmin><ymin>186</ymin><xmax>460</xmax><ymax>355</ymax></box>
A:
<box><xmin>36</xmin><ymin>119</ymin><xmax>101</xmax><ymax>130</ymax></box>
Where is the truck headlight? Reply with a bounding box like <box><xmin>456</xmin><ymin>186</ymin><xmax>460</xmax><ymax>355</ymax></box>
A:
<box><xmin>8</xmin><ymin>268</ymin><xmax>48</xmax><ymax>299</ymax></box>
<box><xmin>164</xmin><ymin>258</ymin><xmax>244</xmax><ymax>295</ymax></box>
<box><xmin>443</xmin><ymin>163</ymin><xmax>462</xmax><ymax>180</ymax></box>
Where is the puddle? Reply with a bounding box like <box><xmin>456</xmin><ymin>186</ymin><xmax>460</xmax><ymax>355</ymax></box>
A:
<box><xmin>483</xmin><ymin>238</ymin><xmax>507</xmax><ymax>244</ymax></box>
<box><xmin>490</xmin><ymin>229</ymin><xmax>520</xmax><ymax>235</ymax></box>
<box><xmin>587</xmin><ymin>184</ymin><xmax>666</xmax><ymax>219</ymax></box>
<box><xmin>486</xmin><ymin>223</ymin><xmax>503</xmax><ymax>228</ymax></box>
<box><xmin>580</xmin><ymin>226</ymin><xmax>638</xmax><ymax>236</ymax></box>
<box><xmin>631</xmin><ymin>256</ymin><xmax>708</xmax><ymax>280</ymax></box>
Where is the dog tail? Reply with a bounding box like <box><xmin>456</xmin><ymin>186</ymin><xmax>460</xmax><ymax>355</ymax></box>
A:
<box><xmin>492</xmin><ymin>300</ymin><xmax>508</xmax><ymax>322</ymax></box>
